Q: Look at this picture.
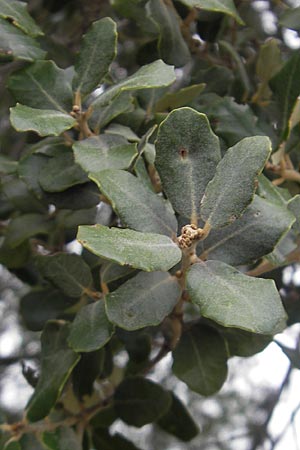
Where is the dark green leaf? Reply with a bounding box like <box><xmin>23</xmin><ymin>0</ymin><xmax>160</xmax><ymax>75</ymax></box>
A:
<box><xmin>93</xmin><ymin>429</ymin><xmax>142</xmax><ymax>450</ymax></box>
<box><xmin>178</xmin><ymin>0</ymin><xmax>244</xmax><ymax>24</ymax></box>
<box><xmin>155</xmin><ymin>107</ymin><xmax>221</xmax><ymax>221</ymax></box>
<box><xmin>73</xmin><ymin>18</ymin><xmax>117</xmax><ymax>97</ymax></box>
<box><xmin>114</xmin><ymin>377</ymin><xmax>172</xmax><ymax>427</ymax></box>
<box><xmin>2</xmin><ymin>177</ymin><xmax>46</xmax><ymax>213</ymax></box>
<box><xmin>43</xmin><ymin>427</ymin><xmax>82</xmax><ymax>450</ymax></box>
<box><xmin>10</xmin><ymin>104</ymin><xmax>76</xmax><ymax>136</ymax></box>
<box><xmin>146</xmin><ymin>0</ymin><xmax>190</xmax><ymax>67</ymax></box>
<box><xmin>186</xmin><ymin>261</ymin><xmax>287</xmax><ymax>334</ymax></box>
<box><xmin>8</xmin><ymin>61</ymin><xmax>73</xmax><ymax>113</ymax></box>
<box><xmin>279</xmin><ymin>6</ymin><xmax>300</xmax><ymax>31</ymax></box>
<box><xmin>157</xmin><ymin>392</ymin><xmax>199</xmax><ymax>441</ymax></box>
<box><xmin>20</xmin><ymin>288</ymin><xmax>77</xmax><ymax>331</ymax></box>
<box><xmin>77</xmin><ymin>225</ymin><xmax>182</xmax><ymax>271</ymax></box>
<box><xmin>39</xmin><ymin>152</ymin><xmax>89</xmax><ymax>192</ymax></box>
<box><xmin>73</xmin><ymin>135</ymin><xmax>137</xmax><ymax>174</ymax></box>
<box><xmin>0</xmin><ymin>154</ymin><xmax>18</xmax><ymax>174</ymax></box>
<box><xmin>172</xmin><ymin>324</ymin><xmax>228</xmax><ymax>395</ymax></box>
<box><xmin>18</xmin><ymin>153</ymin><xmax>49</xmax><ymax>199</ymax></box>
<box><xmin>90</xmin><ymin>169</ymin><xmax>177</xmax><ymax>236</ymax></box>
<box><xmin>101</xmin><ymin>261</ymin><xmax>136</xmax><ymax>284</ymax></box>
<box><xmin>0</xmin><ymin>0</ymin><xmax>43</xmax><ymax>36</ymax></box>
<box><xmin>68</xmin><ymin>301</ymin><xmax>114</xmax><ymax>352</ymax></box>
<box><xmin>198</xmin><ymin>194</ymin><xmax>295</xmax><ymax>266</ymax></box>
<box><xmin>72</xmin><ymin>350</ymin><xmax>105</xmax><ymax>398</ymax></box>
<box><xmin>220</xmin><ymin>327</ymin><xmax>271</xmax><ymax>357</ymax></box>
<box><xmin>26</xmin><ymin>321</ymin><xmax>80</xmax><ymax>422</ymax></box>
<box><xmin>201</xmin><ymin>136</ymin><xmax>271</xmax><ymax>229</ymax></box>
<box><xmin>0</xmin><ymin>18</ymin><xmax>45</xmax><ymax>61</ymax></box>
<box><xmin>154</xmin><ymin>83</ymin><xmax>205</xmax><ymax>112</ymax></box>
<box><xmin>5</xmin><ymin>213</ymin><xmax>53</xmax><ymax>247</ymax></box>
<box><xmin>36</xmin><ymin>253</ymin><xmax>93</xmax><ymax>298</ymax></box>
<box><xmin>90</xmin><ymin>91</ymin><xmax>134</xmax><ymax>132</ymax></box>
<box><xmin>0</xmin><ymin>239</ymin><xmax>30</xmax><ymax>269</ymax></box>
<box><xmin>105</xmin><ymin>271</ymin><xmax>181</xmax><ymax>330</ymax></box>
<box><xmin>270</xmin><ymin>52</ymin><xmax>300</xmax><ymax>139</ymax></box>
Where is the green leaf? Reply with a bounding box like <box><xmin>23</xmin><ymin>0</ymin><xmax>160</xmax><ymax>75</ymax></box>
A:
<box><xmin>219</xmin><ymin>327</ymin><xmax>271</xmax><ymax>357</ymax></box>
<box><xmin>72</xmin><ymin>350</ymin><xmax>105</xmax><ymax>398</ymax></box>
<box><xmin>186</xmin><ymin>261</ymin><xmax>287</xmax><ymax>334</ymax></box>
<box><xmin>270</xmin><ymin>52</ymin><xmax>300</xmax><ymax>140</ymax></box>
<box><xmin>8</xmin><ymin>61</ymin><xmax>73</xmax><ymax>113</ymax></box>
<box><xmin>2</xmin><ymin>177</ymin><xmax>46</xmax><ymax>213</ymax></box>
<box><xmin>68</xmin><ymin>301</ymin><xmax>114</xmax><ymax>352</ymax></box>
<box><xmin>288</xmin><ymin>195</ymin><xmax>300</xmax><ymax>233</ymax></box>
<box><xmin>43</xmin><ymin>427</ymin><xmax>82</xmax><ymax>450</ymax></box>
<box><xmin>201</xmin><ymin>136</ymin><xmax>271</xmax><ymax>229</ymax></box>
<box><xmin>10</xmin><ymin>104</ymin><xmax>76</xmax><ymax>137</ymax></box>
<box><xmin>101</xmin><ymin>261</ymin><xmax>136</xmax><ymax>284</ymax></box>
<box><xmin>178</xmin><ymin>0</ymin><xmax>244</xmax><ymax>24</ymax></box>
<box><xmin>18</xmin><ymin>153</ymin><xmax>49</xmax><ymax>198</ymax></box>
<box><xmin>105</xmin><ymin>124</ymin><xmax>140</xmax><ymax>142</ymax></box>
<box><xmin>20</xmin><ymin>288</ymin><xmax>77</xmax><ymax>331</ymax></box>
<box><xmin>93</xmin><ymin>429</ymin><xmax>142</xmax><ymax>450</ymax></box>
<box><xmin>26</xmin><ymin>321</ymin><xmax>80</xmax><ymax>422</ymax></box>
<box><xmin>146</xmin><ymin>0</ymin><xmax>190</xmax><ymax>67</ymax></box>
<box><xmin>90</xmin><ymin>170</ymin><xmax>177</xmax><ymax>237</ymax></box>
<box><xmin>154</xmin><ymin>83</ymin><xmax>205</xmax><ymax>112</ymax></box>
<box><xmin>5</xmin><ymin>213</ymin><xmax>53</xmax><ymax>247</ymax></box>
<box><xmin>279</xmin><ymin>6</ymin><xmax>300</xmax><ymax>31</ymax></box>
<box><xmin>155</xmin><ymin>107</ymin><xmax>221</xmax><ymax>221</ymax></box>
<box><xmin>105</xmin><ymin>271</ymin><xmax>181</xmax><ymax>330</ymax></box>
<box><xmin>73</xmin><ymin>136</ymin><xmax>137</xmax><ymax>174</ymax></box>
<box><xmin>0</xmin><ymin>154</ymin><xmax>18</xmax><ymax>174</ymax></box>
<box><xmin>156</xmin><ymin>392</ymin><xmax>199</xmax><ymax>441</ymax></box>
<box><xmin>73</xmin><ymin>18</ymin><xmax>117</xmax><ymax>97</ymax></box>
<box><xmin>198</xmin><ymin>194</ymin><xmax>295</xmax><ymax>266</ymax></box>
<box><xmin>90</xmin><ymin>91</ymin><xmax>134</xmax><ymax>132</ymax></box>
<box><xmin>114</xmin><ymin>377</ymin><xmax>172</xmax><ymax>427</ymax></box>
<box><xmin>36</xmin><ymin>253</ymin><xmax>93</xmax><ymax>298</ymax></box>
<box><xmin>0</xmin><ymin>17</ymin><xmax>45</xmax><ymax>61</ymax></box>
<box><xmin>91</xmin><ymin>59</ymin><xmax>176</xmax><ymax>109</ymax></box>
<box><xmin>172</xmin><ymin>324</ymin><xmax>228</xmax><ymax>395</ymax></box>
<box><xmin>38</xmin><ymin>152</ymin><xmax>89</xmax><ymax>192</ymax></box>
<box><xmin>0</xmin><ymin>239</ymin><xmax>30</xmax><ymax>269</ymax></box>
<box><xmin>77</xmin><ymin>225</ymin><xmax>182</xmax><ymax>272</ymax></box>
<box><xmin>0</xmin><ymin>0</ymin><xmax>43</xmax><ymax>36</ymax></box>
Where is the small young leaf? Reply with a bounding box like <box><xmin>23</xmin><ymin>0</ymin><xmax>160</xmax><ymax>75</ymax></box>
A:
<box><xmin>105</xmin><ymin>271</ymin><xmax>181</xmax><ymax>330</ymax></box>
<box><xmin>186</xmin><ymin>261</ymin><xmax>287</xmax><ymax>334</ymax></box>
<box><xmin>8</xmin><ymin>61</ymin><xmax>73</xmax><ymax>113</ymax></box>
<box><xmin>155</xmin><ymin>107</ymin><xmax>221</xmax><ymax>221</ymax></box>
<box><xmin>90</xmin><ymin>169</ymin><xmax>177</xmax><ymax>237</ymax></box>
<box><xmin>0</xmin><ymin>0</ymin><xmax>43</xmax><ymax>36</ymax></box>
<box><xmin>68</xmin><ymin>301</ymin><xmax>114</xmax><ymax>352</ymax></box>
<box><xmin>10</xmin><ymin>104</ymin><xmax>76</xmax><ymax>136</ymax></box>
<box><xmin>172</xmin><ymin>324</ymin><xmax>228</xmax><ymax>395</ymax></box>
<box><xmin>77</xmin><ymin>225</ymin><xmax>182</xmax><ymax>272</ymax></box>
<box><xmin>36</xmin><ymin>253</ymin><xmax>93</xmax><ymax>298</ymax></box>
<box><xmin>114</xmin><ymin>377</ymin><xmax>172</xmax><ymax>427</ymax></box>
<box><xmin>26</xmin><ymin>321</ymin><xmax>80</xmax><ymax>422</ymax></box>
<box><xmin>0</xmin><ymin>17</ymin><xmax>45</xmax><ymax>61</ymax></box>
<box><xmin>178</xmin><ymin>0</ymin><xmax>244</xmax><ymax>24</ymax></box>
<box><xmin>201</xmin><ymin>136</ymin><xmax>271</xmax><ymax>229</ymax></box>
<box><xmin>73</xmin><ymin>135</ymin><xmax>137</xmax><ymax>174</ymax></box>
<box><xmin>73</xmin><ymin>18</ymin><xmax>117</xmax><ymax>97</ymax></box>
<box><xmin>156</xmin><ymin>392</ymin><xmax>199</xmax><ymax>441</ymax></box>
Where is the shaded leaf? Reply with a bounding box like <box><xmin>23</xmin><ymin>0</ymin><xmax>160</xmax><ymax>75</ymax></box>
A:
<box><xmin>186</xmin><ymin>261</ymin><xmax>287</xmax><ymax>334</ymax></box>
<box><xmin>73</xmin><ymin>135</ymin><xmax>137</xmax><ymax>174</ymax></box>
<box><xmin>0</xmin><ymin>0</ymin><xmax>43</xmax><ymax>36</ymax></box>
<box><xmin>8</xmin><ymin>61</ymin><xmax>73</xmax><ymax>113</ymax></box>
<box><xmin>154</xmin><ymin>83</ymin><xmax>205</xmax><ymax>112</ymax></box>
<box><xmin>26</xmin><ymin>321</ymin><xmax>80</xmax><ymax>422</ymax></box>
<box><xmin>146</xmin><ymin>0</ymin><xmax>190</xmax><ymax>67</ymax></box>
<box><xmin>77</xmin><ymin>225</ymin><xmax>182</xmax><ymax>272</ymax></box>
<box><xmin>155</xmin><ymin>107</ymin><xmax>221</xmax><ymax>221</ymax></box>
<box><xmin>156</xmin><ymin>392</ymin><xmax>199</xmax><ymax>441</ymax></box>
<box><xmin>201</xmin><ymin>136</ymin><xmax>271</xmax><ymax>229</ymax></box>
<box><xmin>90</xmin><ymin>91</ymin><xmax>134</xmax><ymax>132</ymax></box>
<box><xmin>73</xmin><ymin>18</ymin><xmax>117</xmax><ymax>97</ymax></box>
<box><xmin>93</xmin><ymin>429</ymin><xmax>142</xmax><ymax>450</ymax></box>
<box><xmin>101</xmin><ymin>261</ymin><xmax>136</xmax><ymax>284</ymax></box>
<box><xmin>36</xmin><ymin>253</ymin><xmax>93</xmax><ymax>298</ymax></box>
<box><xmin>90</xmin><ymin>169</ymin><xmax>177</xmax><ymax>236</ymax></box>
<box><xmin>0</xmin><ymin>17</ymin><xmax>45</xmax><ymax>61</ymax></box>
<box><xmin>0</xmin><ymin>154</ymin><xmax>18</xmax><ymax>174</ymax></box>
<box><xmin>288</xmin><ymin>194</ymin><xmax>300</xmax><ymax>233</ymax></box>
<box><xmin>172</xmin><ymin>324</ymin><xmax>228</xmax><ymax>395</ymax></box>
<box><xmin>39</xmin><ymin>152</ymin><xmax>89</xmax><ymax>192</ymax></box>
<box><xmin>5</xmin><ymin>213</ymin><xmax>53</xmax><ymax>247</ymax></box>
<box><xmin>270</xmin><ymin>51</ymin><xmax>300</xmax><ymax>139</ymax></box>
<box><xmin>114</xmin><ymin>377</ymin><xmax>172</xmax><ymax>427</ymax></box>
<box><xmin>279</xmin><ymin>6</ymin><xmax>300</xmax><ymax>31</ymax></box>
<box><xmin>105</xmin><ymin>271</ymin><xmax>181</xmax><ymax>330</ymax></box>
<box><xmin>18</xmin><ymin>153</ymin><xmax>49</xmax><ymax>198</ymax></box>
<box><xmin>43</xmin><ymin>427</ymin><xmax>82</xmax><ymax>450</ymax></box>
<box><xmin>179</xmin><ymin>0</ymin><xmax>244</xmax><ymax>24</ymax></box>
<box><xmin>72</xmin><ymin>350</ymin><xmax>105</xmax><ymax>398</ymax></box>
<box><xmin>220</xmin><ymin>327</ymin><xmax>271</xmax><ymax>357</ymax></box>
<box><xmin>68</xmin><ymin>301</ymin><xmax>114</xmax><ymax>352</ymax></box>
<box><xmin>10</xmin><ymin>104</ymin><xmax>76</xmax><ymax>137</ymax></box>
